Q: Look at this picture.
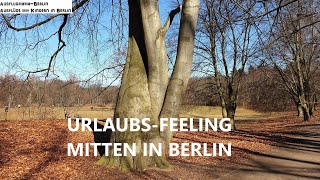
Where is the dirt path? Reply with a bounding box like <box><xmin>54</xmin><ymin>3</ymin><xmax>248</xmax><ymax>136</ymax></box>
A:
<box><xmin>220</xmin><ymin>124</ymin><xmax>320</xmax><ymax>180</ymax></box>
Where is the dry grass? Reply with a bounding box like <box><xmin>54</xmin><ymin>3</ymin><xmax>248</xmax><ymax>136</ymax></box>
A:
<box><xmin>1</xmin><ymin>105</ymin><xmax>295</xmax><ymax>121</ymax></box>
<box><xmin>0</xmin><ymin>105</ymin><xmax>114</xmax><ymax>121</ymax></box>
<box><xmin>179</xmin><ymin>105</ymin><xmax>289</xmax><ymax>121</ymax></box>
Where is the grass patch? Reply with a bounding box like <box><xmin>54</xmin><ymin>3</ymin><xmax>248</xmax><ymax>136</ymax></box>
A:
<box><xmin>1</xmin><ymin>105</ymin><xmax>287</xmax><ymax>121</ymax></box>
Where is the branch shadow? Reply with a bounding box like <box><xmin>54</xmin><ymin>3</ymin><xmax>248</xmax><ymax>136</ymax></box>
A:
<box><xmin>21</xmin><ymin>125</ymin><xmax>69</xmax><ymax>179</ymax></box>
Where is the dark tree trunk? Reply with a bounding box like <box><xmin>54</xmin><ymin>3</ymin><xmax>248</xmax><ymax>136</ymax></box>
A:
<box><xmin>226</xmin><ymin>105</ymin><xmax>236</xmax><ymax>130</ymax></box>
<box><xmin>302</xmin><ymin>106</ymin><xmax>311</xmax><ymax>121</ymax></box>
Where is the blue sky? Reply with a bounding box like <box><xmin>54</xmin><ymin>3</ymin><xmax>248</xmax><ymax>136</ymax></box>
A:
<box><xmin>0</xmin><ymin>0</ymin><xmax>269</xmax><ymax>87</ymax></box>
<box><xmin>0</xmin><ymin>0</ymin><xmax>181</xmax><ymax>86</ymax></box>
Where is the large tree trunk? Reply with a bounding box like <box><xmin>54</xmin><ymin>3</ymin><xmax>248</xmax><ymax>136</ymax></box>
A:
<box><xmin>97</xmin><ymin>0</ymin><xmax>199</xmax><ymax>171</ymax></box>
<box><xmin>302</xmin><ymin>106</ymin><xmax>311</xmax><ymax>121</ymax></box>
<box><xmin>296</xmin><ymin>0</ymin><xmax>311</xmax><ymax>121</ymax></box>
<box><xmin>309</xmin><ymin>95</ymin><xmax>316</xmax><ymax>117</ymax></box>
<box><xmin>294</xmin><ymin>100</ymin><xmax>304</xmax><ymax>117</ymax></box>
<box><xmin>160</xmin><ymin>0</ymin><xmax>200</xmax><ymax>143</ymax></box>
<box><xmin>297</xmin><ymin>103</ymin><xmax>304</xmax><ymax>117</ymax></box>
<box><xmin>226</xmin><ymin>104</ymin><xmax>236</xmax><ymax>130</ymax></box>
<box><xmin>217</xmin><ymin>88</ymin><xmax>237</xmax><ymax>130</ymax></box>
<box><xmin>299</xmin><ymin>95</ymin><xmax>311</xmax><ymax>121</ymax></box>
<box><xmin>221</xmin><ymin>101</ymin><xmax>227</xmax><ymax>118</ymax></box>
<box><xmin>226</xmin><ymin>83</ymin><xmax>237</xmax><ymax>130</ymax></box>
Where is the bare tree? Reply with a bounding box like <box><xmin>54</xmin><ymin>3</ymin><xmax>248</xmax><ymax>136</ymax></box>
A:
<box><xmin>196</xmin><ymin>0</ymin><xmax>261</xmax><ymax>129</ymax></box>
<box><xmin>266</xmin><ymin>0</ymin><xmax>320</xmax><ymax>120</ymax></box>
<box><xmin>105</xmin><ymin>0</ymin><xmax>199</xmax><ymax>170</ymax></box>
<box><xmin>2</xmin><ymin>0</ymin><xmax>200</xmax><ymax>171</ymax></box>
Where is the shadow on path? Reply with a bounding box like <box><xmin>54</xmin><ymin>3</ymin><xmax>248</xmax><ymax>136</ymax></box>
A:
<box><xmin>220</xmin><ymin>123</ymin><xmax>320</xmax><ymax>180</ymax></box>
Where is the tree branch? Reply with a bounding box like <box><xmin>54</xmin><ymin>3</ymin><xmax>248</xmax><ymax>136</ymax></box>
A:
<box><xmin>159</xmin><ymin>5</ymin><xmax>182</xmax><ymax>35</ymax></box>
<box><xmin>24</xmin><ymin>15</ymin><xmax>68</xmax><ymax>77</ymax></box>
<box><xmin>1</xmin><ymin>0</ymin><xmax>89</xmax><ymax>31</ymax></box>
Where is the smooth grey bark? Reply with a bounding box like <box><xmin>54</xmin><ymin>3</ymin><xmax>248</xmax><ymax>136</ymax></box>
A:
<box><xmin>161</xmin><ymin>0</ymin><xmax>200</xmax><ymax>142</ymax></box>
<box><xmin>97</xmin><ymin>0</ymin><xmax>200</xmax><ymax>171</ymax></box>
